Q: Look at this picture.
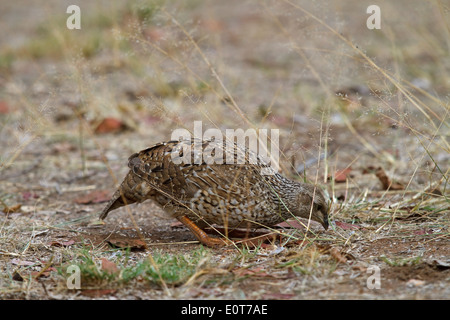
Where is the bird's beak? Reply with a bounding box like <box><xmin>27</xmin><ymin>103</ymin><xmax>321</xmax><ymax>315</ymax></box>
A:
<box><xmin>322</xmin><ymin>215</ymin><xmax>329</xmax><ymax>230</ymax></box>
<box><xmin>321</xmin><ymin>201</ymin><xmax>331</xmax><ymax>230</ymax></box>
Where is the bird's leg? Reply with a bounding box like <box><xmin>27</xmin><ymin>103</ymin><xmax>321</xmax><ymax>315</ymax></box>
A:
<box><xmin>177</xmin><ymin>215</ymin><xmax>232</xmax><ymax>247</ymax></box>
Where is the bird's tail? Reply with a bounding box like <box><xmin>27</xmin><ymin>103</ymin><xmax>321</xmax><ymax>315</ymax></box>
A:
<box><xmin>99</xmin><ymin>187</ymin><xmax>136</xmax><ymax>220</ymax></box>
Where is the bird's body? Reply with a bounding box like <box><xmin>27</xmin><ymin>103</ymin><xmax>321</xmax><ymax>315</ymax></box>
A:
<box><xmin>100</xmin><ymin>139</ymin><xmax>328</xmax><ymax>246</ymax></box>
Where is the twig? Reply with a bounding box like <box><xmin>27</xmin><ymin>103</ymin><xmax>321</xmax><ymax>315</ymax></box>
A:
<box><xmin>33</xmin><ymin>255</ymin><xmax>54</xmax><ymax>280</ymax></box>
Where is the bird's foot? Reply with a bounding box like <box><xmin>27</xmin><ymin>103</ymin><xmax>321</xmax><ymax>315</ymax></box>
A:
<box><xmin>176</xmin><ymin>215</ymin><xmax>234</xmax><ymax>248</ymax></box>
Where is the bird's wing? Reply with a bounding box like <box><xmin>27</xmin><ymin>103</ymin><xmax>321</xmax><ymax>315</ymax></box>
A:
<box><xmin>127</xmin><ymin>139</ymin><xmax>267</xmax><ymax>206</ymax></box>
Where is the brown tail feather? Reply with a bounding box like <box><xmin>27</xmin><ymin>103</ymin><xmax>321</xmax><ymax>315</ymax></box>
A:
<box><xmin>99</xmin><ymin>189</ymin><xmax>136</xmax><ymax>220</ymax></box>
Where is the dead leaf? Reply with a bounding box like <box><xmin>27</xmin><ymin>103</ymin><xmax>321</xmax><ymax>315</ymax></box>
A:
<box><xmin>101</xmin><ymin>258</ymin><xmax>119</xmax><ymax>275</ymax></box>
<box><xmin>201</xmin><ymin>19</ymin><xmax>223</xmax><ymax>32</ymax></box>
<box><xmin>275</xmin><ymin>219</ymin><xmax>306</xmax><ymax>230</ymax></box>
<box><xmin>352</xmin><ymin>263</ymin><xmax>367</xmax><ymax>272</ymax></box>
<box><xmin>52</xmin><ymin>141</ymin><xmax>76</xmax><ymax>154</ymax></box>
<box><xmin>330</xmin><ymin>247</ymin><xmax>348</xmax><ymax>264</ymax></box>
<box><xmin>94</xmin><ymin>117</ymin><xmax>126</xmax><ymax>134</ymax></box>
<box><xmin>233</xmin><ymin>267</ymin><xmax>272</xmax><ymax>278</ymax></box>
<box><xmin>2</xmin><ymin>203</ymin><xmax>22</xmax><ymax>214</ymax></box>
<box><xmin>142</xmin><ymin>28</ymin><xmax>165</xmax><ymax>42</ymax></box>
<box><xmin>374</xmin><ymin>167</ymin><xmax>404</xmax><ymax>190</ymax></box>
<box><xmin>74</xmin><ymin>190</ymin><xmax>111</xmax><ymax>204</ymax></box>
<box><xmin>0</xmin><ymin>101</ymin><xmax>10</xmax><ymax>114</ymax></box>
<box><xmin>11</xmin><ymin>259</ymin><xmax>36</xmax><ymax>266</ymax></box>
<box><xmin>413</xmin><ymin>228</ymin><xmax>434</xmax><ymax>235</ymax></box>
<box><xmin>22</xmin><ymin>192</ymin><xmax>39</xmax><ymax>201</ymax></box>
<box><xmin>330</xmin><ymin>168</ymin><xmax>352</xmax><ymax>182</ymax></box>
<box><xmin>335</xmin><ymin>221</ymin><xmax>361</xmax><ymax>230</ymax></box>
<box><xmin>50</xmin><ymin>239</ymin><xmax>76</xmax><ymax>247</ymax></box>
<box><xmin>170</xmin><ymin>221</ymin><xmax>184</xmax><ymax>229</ymax></box>
<box><xmin>406</xmin><ymin>279</ymin><xmax>425</xmax><ymax>287</ymax></box>
<box><xmin>268</xmin><ymin>115</ymin><xmax>290</xmax><ymax>126</ymax></box>
<box><xmin>259</xmin><ymin>243</ymin><xmax>277</xmax><ymax>250</ymax></box>
<box><xmin>143</xmin><ymin>115</ymin><xmax>162</xmax><ymax>125</ymax></box>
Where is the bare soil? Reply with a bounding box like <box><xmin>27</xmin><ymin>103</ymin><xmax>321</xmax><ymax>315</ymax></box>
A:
<box><xmin>0</xmin><ymin>0</ymin><xmax>448</xmax><ymax>300</ymax></box>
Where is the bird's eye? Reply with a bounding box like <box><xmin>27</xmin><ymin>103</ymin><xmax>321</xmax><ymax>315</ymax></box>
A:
<box><xmin>317</xmin><ymin>204</ymin><xmax>323</xmax><ymax>212</ymax></box>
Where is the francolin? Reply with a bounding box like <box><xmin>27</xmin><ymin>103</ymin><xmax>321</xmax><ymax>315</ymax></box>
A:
<box><xmin>100</xmin><ymin>139</ymin><xmax>329</xmax><ymax>247</ymax></box>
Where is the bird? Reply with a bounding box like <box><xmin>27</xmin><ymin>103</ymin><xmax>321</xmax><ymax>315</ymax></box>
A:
<box><xmin>99</xmin><ymin>138</ymin><xmax>329</xmax><ymax>247</ymax></box>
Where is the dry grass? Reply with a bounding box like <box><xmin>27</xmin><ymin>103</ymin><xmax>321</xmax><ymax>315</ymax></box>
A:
<box><xmin>0</xmin><ymin>0</ymin><xmax>448</xmax><ymax>300</ymax></box>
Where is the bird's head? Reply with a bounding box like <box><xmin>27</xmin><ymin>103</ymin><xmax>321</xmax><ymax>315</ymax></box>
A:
<box><xmin>292</xmin><ymin>184</ymin><xmax>329</xmax><ymax>230</ymax></box>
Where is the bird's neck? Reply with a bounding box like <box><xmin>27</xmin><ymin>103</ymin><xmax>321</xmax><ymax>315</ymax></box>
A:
<box><xmin>264</xmin><ymin>173</ymin><xmax>302</xmax><ymax>216</ymax></box>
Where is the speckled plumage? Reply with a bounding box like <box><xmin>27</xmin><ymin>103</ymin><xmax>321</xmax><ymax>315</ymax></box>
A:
<box><xmin>100</xmin><ymin>139</ymin><xmax>329</xmax><ymax>244</ymax></box>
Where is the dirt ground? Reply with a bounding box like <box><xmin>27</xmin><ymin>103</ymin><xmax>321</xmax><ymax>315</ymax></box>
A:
<box><xmin>0</xmin><ymin>0</ymin><xmax>448</xmax><ymax>300</ymax></box>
